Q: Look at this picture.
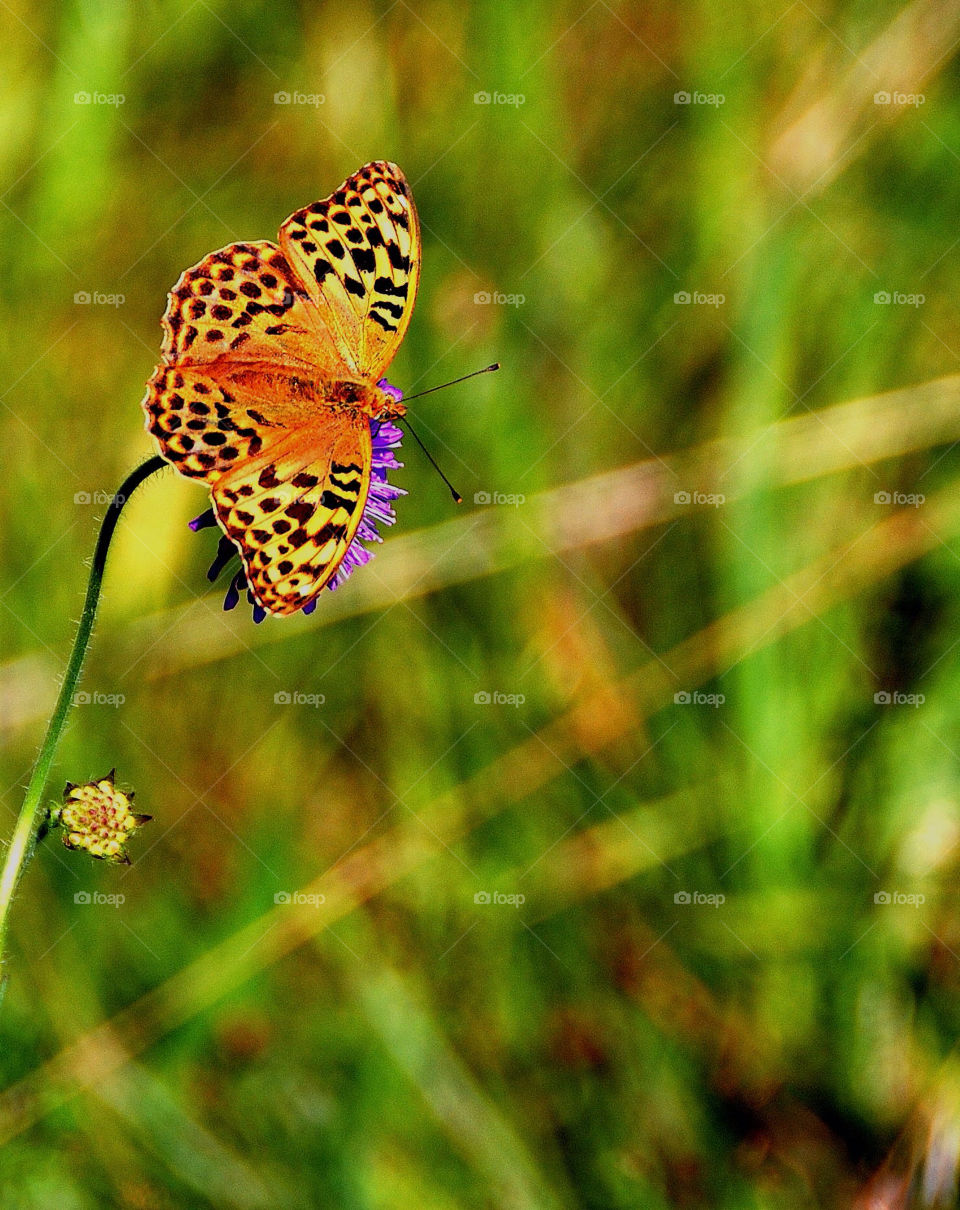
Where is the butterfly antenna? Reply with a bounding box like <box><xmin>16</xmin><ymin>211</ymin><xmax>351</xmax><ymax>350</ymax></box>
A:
<box><xmin>402</xmin><ymin>417</ymin><xmax>464</xmax><ymax>504</ymax></box>
<box><xmin>401</xmin><ymin>363</ymin><xmax>500</xmax><ymax>403</ymax></box>
<box><xmin>399</xmin><ymin>363</ymin><xmax>500</xmax><ymax>504</ymax></box>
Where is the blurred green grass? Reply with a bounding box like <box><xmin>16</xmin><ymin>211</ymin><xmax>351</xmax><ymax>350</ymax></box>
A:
<box><xmin>4</xmin><ymin>0</ymin><xmax>960</xmax><ymax>1206</ymax></box>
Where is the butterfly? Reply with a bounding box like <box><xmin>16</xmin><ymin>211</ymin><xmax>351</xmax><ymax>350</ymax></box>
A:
<box><xmin>142</xmin><ymin>160</ymin><xmax>419</xmax><ymax>617</ymax></box>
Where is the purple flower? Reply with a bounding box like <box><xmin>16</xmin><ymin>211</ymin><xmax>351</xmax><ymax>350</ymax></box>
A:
<box><xmin>189</xmin><ymin>380</ymin><xmax>405</xmax><ymax>622</ymax></box>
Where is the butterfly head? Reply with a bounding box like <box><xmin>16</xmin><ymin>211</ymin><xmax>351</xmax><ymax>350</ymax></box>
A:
<box><xmin>373</xmin><ymin>377</ymin><xmax>405</xmax><ymax>420</ymax></box>
<box><xmin>328</xmin><ymin>378</ymin><xmax>405</xmax><ymax>421</ymax></box>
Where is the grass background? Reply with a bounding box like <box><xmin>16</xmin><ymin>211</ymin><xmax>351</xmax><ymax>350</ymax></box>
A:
<box><xmin>2</xmin><ymin>0</ymin><xmax>960</xmax><ymax>1205</ymax></box>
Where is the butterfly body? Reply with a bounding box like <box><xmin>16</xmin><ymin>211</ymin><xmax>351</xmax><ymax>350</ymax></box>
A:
<box><xmin>143</xmin><ymin>161</ymin><xmax>419</xmax><ymax>615</ymax></box>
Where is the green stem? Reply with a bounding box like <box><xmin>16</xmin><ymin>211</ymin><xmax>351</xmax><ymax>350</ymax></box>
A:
<box><xmin>0</xmin><ymin>455</ymin><xmax>166</xmax><ymax>997</ymax></box>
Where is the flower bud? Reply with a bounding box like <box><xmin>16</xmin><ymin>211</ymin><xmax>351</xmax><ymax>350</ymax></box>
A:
<box><xmin>59</xmin><ymin>769</ymin><xmax>150</xmax><ymax>864</ymax></box>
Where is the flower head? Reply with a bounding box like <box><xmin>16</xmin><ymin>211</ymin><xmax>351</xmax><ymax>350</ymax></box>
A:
<box><xmin>56</xmin><ymin>770</ymin><xmax>150</xmax><ymax>865</ymax></box>
<box><xmin>190</xmin><ymin>379</ymin><xmax>406</xmax><ymax>622</ymax></box>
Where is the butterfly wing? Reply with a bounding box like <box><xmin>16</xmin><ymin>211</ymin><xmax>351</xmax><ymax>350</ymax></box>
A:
<box><xmin>143</xmin><ymin>365</ymin><xmax>278</xmax><ymax>479</ymax></box>
<box><xmin>144</xmin><ymin>362</ymin><xmax>374</xmax><ymax>613</ymax></box>
<box><xmin>157</xmin><ymin>239</ymin><xmax>350</xmax><ymax>375</ymax></box>
<box><xmin>211</xmin><ymin>413</ymin><xmax>372</xmax><ymax>615</ymax></box>
<box><xmin>279</xmin><ymin>160</ymin><xmax>420</xmax><ymax>379</ymax></box>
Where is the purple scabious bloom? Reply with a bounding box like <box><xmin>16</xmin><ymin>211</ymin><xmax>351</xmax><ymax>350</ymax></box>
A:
<box><xmin>189</xmin><ymin>379</ymin><xmax>405</xmax><ymax>622</ymax></box>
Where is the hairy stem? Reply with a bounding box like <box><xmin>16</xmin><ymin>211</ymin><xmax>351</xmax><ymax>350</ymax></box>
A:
<box><xmin>0</xmin><ymin>455</ymin><xmax>166</xmax><ymax>1000</ymax></box>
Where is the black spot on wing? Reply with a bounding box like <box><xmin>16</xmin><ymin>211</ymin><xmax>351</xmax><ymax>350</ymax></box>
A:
<box><xmin>374</xmin><ymin>277</ymin><xmax>408</xmax><ymax>298</ymax></box>
<box><xmin>387</xmin><ymin>243</ymin><xmax>409</xmax><ymax>271</ymax></box>
<box><xmin>350</xmin><ymin>245</ymin><xmax>376</xmax><ymax>275</ymax></box>
<box><xmin>320</xmin><ymin>489</ymin><xmax>357</xmax><ymax>514</ymax></box>
<box><xmin>373</xmin><ymin>299</ymin><xmax>404</xmax><ymax>319</ymax></box>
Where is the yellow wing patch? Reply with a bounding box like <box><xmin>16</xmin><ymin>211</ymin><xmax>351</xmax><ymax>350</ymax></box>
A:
<box><xmin>279</xmin><ymin>160</ymin><xmax>420</xmax><ymax>379</ymax></box>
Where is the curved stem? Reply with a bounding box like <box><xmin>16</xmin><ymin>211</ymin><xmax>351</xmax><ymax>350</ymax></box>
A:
<box><xmin>0</xmin><ymin>455</ymin><xmax>166</xmax><ymax>996</ymax></box>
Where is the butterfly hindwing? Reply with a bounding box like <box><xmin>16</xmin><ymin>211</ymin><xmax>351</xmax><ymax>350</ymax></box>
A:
<box><xmin>211</xmin><ymin>414</ymin><xmax>372</xmax><ymax>615</ymax></box>
<box><xmin>279</xmin><ymin>160</ymin><xmax>420</xmax><ymax>379</ymax></box>
<box><xmin>143</xmin><ymin>365</ymin><xmax>279</xmax><ymax>481</ymax></box>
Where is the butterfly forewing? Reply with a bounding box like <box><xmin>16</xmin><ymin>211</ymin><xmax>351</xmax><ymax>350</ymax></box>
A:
<box><xmin>159</xmin><ymin>241</ymin><xmax>339</xmax><ymax>371</ymax></box>
<box><xmin>279</xmin><ymin>160</ymin><xmax>421</xmax><ymax>379</ymax></box>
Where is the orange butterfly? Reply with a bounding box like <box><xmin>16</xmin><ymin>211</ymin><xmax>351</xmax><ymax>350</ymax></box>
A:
<box><xmin>142</xmin><ymin>160</ymin><xmax>418</xmax><ymax>619</ymax></box>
